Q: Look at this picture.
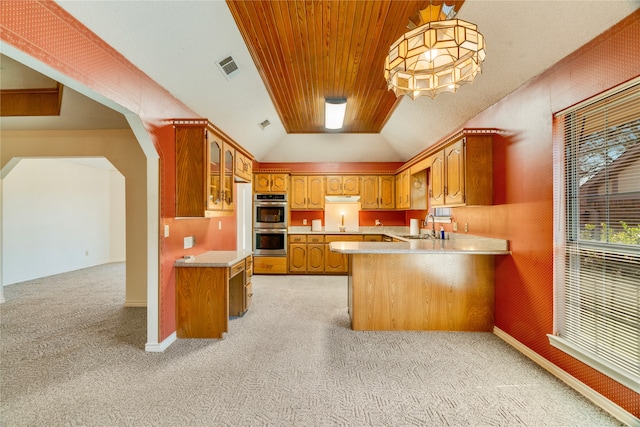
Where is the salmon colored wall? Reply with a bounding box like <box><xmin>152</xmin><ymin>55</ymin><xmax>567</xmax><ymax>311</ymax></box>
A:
<box><xmin>453</xmin><ymin>11</ymin><xmax>640</xmax><ymax>415</ymax></box>
<box><xmin>153</xmin><ymin>123</ymin><xmax>237</xmax><ymax>338</ymax></box>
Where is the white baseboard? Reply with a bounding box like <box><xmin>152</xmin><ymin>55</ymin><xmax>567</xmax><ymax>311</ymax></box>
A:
<box><xmin>493</xmin><ymin>327</ymin><xmax>639</xmax><ymax>427</ymax></box>
<box><xmin>124</xmin><ymin>300</ymin><xmax>147</xmax><ymax>307</ymax></box>
<box><xmin>145</xmin><ymin>332</ymin><xmax>176</xmax><ymax>353</ymax></box>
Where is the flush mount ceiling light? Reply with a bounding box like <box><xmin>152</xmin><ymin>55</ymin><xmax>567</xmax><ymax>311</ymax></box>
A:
<box><xmin>325</xmin><ymin>99</ymin><xmax>347</xmax><ymax>130</ymax></box>
<box><xmin>384</xmin><ymin>1</ymin><xmax>486</xmax><ymax>99</ymax></box>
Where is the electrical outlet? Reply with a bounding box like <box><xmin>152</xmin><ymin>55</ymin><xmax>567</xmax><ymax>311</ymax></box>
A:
<box><xmin>452</xmin><ymin>222</ymin><xmax>458</xmax><ymax>232</ymax></box>
<box><xmin>164</xmin><ymin>224</ymin><xmax>170</xmax><ymax>237</ymax></box>
<box><xmin>184</xmin><ymin>236</ymin><xmax>195</xmax><ymax>249</ymax></box>
<box><xmin>464</xmin><ymin>223</ymin><xmax>469</xmax><ymax>232</ymax></box>
<box><xmin>218</xmin><ymin>221</ymin><xmax>222</xmax><ymax>230</ymax></box>
<box><xmin>303</xmin><ymin>219</ymin><xmax>308</xmax><ymax>225</ymax></box>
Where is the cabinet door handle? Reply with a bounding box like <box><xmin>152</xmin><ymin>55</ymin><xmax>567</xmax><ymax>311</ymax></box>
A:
<box><xmin>444</xmin><ymin>186</ymin><xmax>448</xmax><ymax>196</ymax></box>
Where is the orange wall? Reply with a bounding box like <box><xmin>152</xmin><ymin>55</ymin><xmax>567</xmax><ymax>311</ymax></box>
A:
<box><xmin>153</xmin><ymin>123</ymin><xmax>238</xmax><ymax>339</ymax></box>
<box><xmin>453</xmin><ymin>11</ymin><xmax>640</xmax><ymax>415</ymax></box>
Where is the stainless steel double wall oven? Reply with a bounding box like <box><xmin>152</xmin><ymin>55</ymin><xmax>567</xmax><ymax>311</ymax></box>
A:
<box><xmin>253</xmin><ymin>194</ymin><xmax>287</xmax><ymax>256</ymax></box>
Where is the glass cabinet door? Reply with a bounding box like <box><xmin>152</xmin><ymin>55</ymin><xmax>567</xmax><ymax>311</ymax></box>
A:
<box><xmin>208</xmin><ymin>131</ymin><xmax>222</xmax><ymax>210</ymax></box>
<box><xmin>223</xmin><ymin>147</ymin><xmax>234</xmax><ymax>210</ymax></box>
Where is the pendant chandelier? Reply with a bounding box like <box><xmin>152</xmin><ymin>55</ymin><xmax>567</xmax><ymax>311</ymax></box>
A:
<box><xmin>384</xmin><ymin>1</ymin><xmax>486</xmax><ymax>99</ymax></box>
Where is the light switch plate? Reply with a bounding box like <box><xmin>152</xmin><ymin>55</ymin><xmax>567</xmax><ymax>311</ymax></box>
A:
<box><xmin>184</xmin><ymin>235</ymin><xmax>195</xmax><ymax>249</ymax></box>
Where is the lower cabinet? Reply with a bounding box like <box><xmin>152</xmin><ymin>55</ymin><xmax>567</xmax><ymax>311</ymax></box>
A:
<box><xmin>229</xmin><ymin>256</ymin><xmax>253</xmax><ymax>316</ymax></box>
<box><xmin>288</xmin><ymin>235</ymin><xmax>325</xmax><ymax>273</ymax></box>
<box><xmin>288</xmin><ymin>234</ymin><xmax>381</xmax><ymax>274</ymax></box>
<box><xmin>176</xmin><ymin>254</ymin><xmax>252</xmax><ymax>339</ymax></box>
<box><xmin>324</xmin><ymin>235</ymin><xmax>364</xmax><ymax>273</ymax></box>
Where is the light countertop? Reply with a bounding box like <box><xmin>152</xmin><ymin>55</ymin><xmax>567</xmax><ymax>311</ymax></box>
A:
<box><xmin>290</xmin><ymin>226</ymin><xmax>510</xmax><ymax>254</ymax></box>
<box><xmin>174</xmin><ymin>249</ymin><xmax>253</xmax><ymax>267</ymax></box>
<box><xmin>329</xmin><ymin>238</ymin><xmax>510</xmax><ymax>255</ymax></box>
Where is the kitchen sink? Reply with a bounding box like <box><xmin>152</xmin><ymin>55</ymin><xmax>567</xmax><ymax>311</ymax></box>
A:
<box><xmin>399</xmin><ymin>234</ymin><xmax>433</xmax><ymax>240</ymax></box>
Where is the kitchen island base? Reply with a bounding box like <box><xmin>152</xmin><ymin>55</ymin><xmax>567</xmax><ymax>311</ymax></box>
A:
<box><xmin>348</xmin><ymin>253</ymin><xmax>494</xmax><ymax>331</ymax></box>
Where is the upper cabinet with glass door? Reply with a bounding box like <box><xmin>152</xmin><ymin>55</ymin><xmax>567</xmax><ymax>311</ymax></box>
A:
<box><xmin>169</xmin><ymin>120</ymin><xmax>253</xmax><ymax>217</ymax></box>
<box><xmin>207</xmin><ymin>129</ymin><xmax>223</xmax><ymax>211</ymax></box>
<box><xmin>223</xmin><ymin>146</ymin><xmax>235</xmax><ymax>211</ymax></box>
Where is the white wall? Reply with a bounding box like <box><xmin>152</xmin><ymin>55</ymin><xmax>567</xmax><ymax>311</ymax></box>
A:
<box><xmin>2</xmin><ymin>158</ymin><xmax>125</xmax><ymax>285</ymax></box>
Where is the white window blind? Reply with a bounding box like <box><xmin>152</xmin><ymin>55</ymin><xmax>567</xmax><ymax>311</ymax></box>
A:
<box><xmin>551</xmin><ymin>79</ymin><xmax>640</xmax><ymax>393</ymax></box>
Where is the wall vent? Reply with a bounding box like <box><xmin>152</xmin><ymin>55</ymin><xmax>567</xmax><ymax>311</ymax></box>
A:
<box><xmin>258</xmin><ymin>119</ymin><xmax>271</xmax><ymax>130</ymax></box>
<box><xmin>216</xmin><ymin>55</ymin><xmax>239</xmax><ymax>80</ymax></box>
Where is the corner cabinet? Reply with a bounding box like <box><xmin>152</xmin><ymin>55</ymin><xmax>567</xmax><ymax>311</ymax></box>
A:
<box><xmin>430</xmin><ymin>134</ymin><xmax>493</xmax><ymax>207</ymax></box>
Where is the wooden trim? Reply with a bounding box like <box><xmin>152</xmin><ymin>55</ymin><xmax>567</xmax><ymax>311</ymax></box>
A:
<box><xmin>0</xmin><ymin>83</ymin><xmax>63</xmax><ymax>116</ymax></box>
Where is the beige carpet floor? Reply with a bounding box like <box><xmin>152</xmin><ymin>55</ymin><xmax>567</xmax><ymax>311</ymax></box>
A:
<box><xmin>0</xmin><ymin>262</ymin><xmax>623</xmax><ymax>426</ymax></box>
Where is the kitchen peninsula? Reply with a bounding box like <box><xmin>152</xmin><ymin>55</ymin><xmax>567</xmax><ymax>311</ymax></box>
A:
<box><xmin>329</xmin><ymin>234</ymin><xmax>510</xmax><ymax>332</ymax></box>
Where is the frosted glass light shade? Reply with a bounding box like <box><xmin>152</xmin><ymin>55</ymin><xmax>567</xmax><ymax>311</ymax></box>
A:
<box><xmin>325</xmin><ymin>99</ymin><xmax>347</xmax><ymax>130</ymax></box>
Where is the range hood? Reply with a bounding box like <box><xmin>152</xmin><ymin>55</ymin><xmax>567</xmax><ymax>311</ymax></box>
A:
<box><xmin>325</xmin><ymin>195</ymin><xmax>361</xmax><ymax>203</ymax></box>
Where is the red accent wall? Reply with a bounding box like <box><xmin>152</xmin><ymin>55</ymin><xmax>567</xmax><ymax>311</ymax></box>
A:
<box><xmin>452</xmin><ymin>11</ymin><xmax>640</xmax><ymax>415</ymax></box>
<box><xmin>153</xmin><ymin>123</ymin><xmax>238</xmax><ymax>339</ymax></box>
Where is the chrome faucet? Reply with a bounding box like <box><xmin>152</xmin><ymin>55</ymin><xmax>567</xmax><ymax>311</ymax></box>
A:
<box><xmin>424</xmin><ymin>213</ymin><xmax>436</xmax><ymax>238</ymax></box>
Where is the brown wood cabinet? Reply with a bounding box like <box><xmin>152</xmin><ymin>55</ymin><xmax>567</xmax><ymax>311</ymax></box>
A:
<box><xmin>175</xmin><ymin>254</ymin><xmax>252</xmax><ymax>339</ymax></box>
<box><xmin>361</xmin><ymin>175</ymin><xmax>395</xmax><ymax>210</ymax></box>
<box><xmin>254</xmin><ymin>173</ymin><xmax>288</xmax><ymax>193</ymax></box>
<box><xmin>324</xmin><ymin>235</ymin><xmax>363</xmax><ymax>273</ymax></box>
<box><xmin>288</xmin><ymin>235</ymin><xmax>307</xmax><ymax>273</ymax></box>
<box><xmin>307</xmin><ymin>239</ymin><xmax>325</xmax><ymax>272</ymax></box>
<box><xmin>290</xmin><ymin>176</ymin><xmax>325</xmax><ymax>210</ymax></box>
<box><xmin>175</xmin><ymin>125</ymin><xmax>208</xmax><ymax>217</ymax></box>
<box><xmin>326</xmin><ymin>175</ymin><xmax>359</xmax><ymax>195</ymax></box>
<box><xmin>234</xmin><ymin>151</ymin><xmax>252</xmax><ymax>183</ymax></box>
<box><xmin>288</xmin><ymin>235</ymin><xmax>325</xmax><ymax>273</ymax></box>
<box><xmin>173</xmin><ymin>122</ymin><xmax>238</xmax><ymax>217</ymax></box>
<box><xmin>395</xmin><ymin>169</ymin><xmax>411</xmax><ymax>209</ymax></box>
<box><xmin>430</xmin><ymin>135</ymin><xmax>493</xmax><ymax>207</ymax></box>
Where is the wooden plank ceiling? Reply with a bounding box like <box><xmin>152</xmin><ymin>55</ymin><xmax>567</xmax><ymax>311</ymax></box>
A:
<box><xmin>227</xmin><ymin>1</ymin><xmax>461</xmax><ymax>134</ymax></box>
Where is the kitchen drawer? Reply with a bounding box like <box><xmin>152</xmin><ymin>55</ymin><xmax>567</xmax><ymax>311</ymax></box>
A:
<box><xmin>289</xmin><ymin>235</ymin><xmax>307</xmax><ymax>243</ymax></box>
<box><xmin>230</xmin><ymin>260</ymin><xmax>245</xmax><ymax>278</ymax></box>
<box><xmin>254</xmin><ymin>256</ymin><xmax>287</xmax><ymax>274</ymax></box>
<box><xmin>363</xmin><ymin>235</ymin><xmax>383</xmax><ymax>242</ymax></box>
<box><xmin>307</xmin><ymin>235</ymin><xmax>324</xmax><ymax>244</ymax></box>
<box><xmin>245</xmin><ymin>255</ymin><xmax>253</xmax><ymax>276</ymax></box>
<box><xmin>324</xmin><ymin>234</ymin><xmax>364</xmax><ymax>243</ymax></box>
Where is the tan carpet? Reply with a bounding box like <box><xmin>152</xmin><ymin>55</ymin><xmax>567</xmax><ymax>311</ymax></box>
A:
<box><xmin>0</xmin><ymin>263</ymin><xmax>623</xmax><ymax>426</ymax></box>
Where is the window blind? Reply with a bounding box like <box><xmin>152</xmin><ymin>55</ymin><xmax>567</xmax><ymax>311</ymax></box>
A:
<box><xmin>551</xmin><ymin>79</ymin><xmax>640</xmax><ymax>392</ymax></box>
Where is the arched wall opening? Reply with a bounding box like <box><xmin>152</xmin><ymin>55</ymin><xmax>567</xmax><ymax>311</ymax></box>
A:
<box><xmin>0</xmin><ymin>129</ymin><xmax>158</xmax><ymax>347</ymax></box>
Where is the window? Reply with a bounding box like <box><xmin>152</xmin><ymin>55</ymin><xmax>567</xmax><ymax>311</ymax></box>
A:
<box><xmin>551</xmin><ymin>79</ymin><xmax>640</xmax><ymax>393</ymax></box>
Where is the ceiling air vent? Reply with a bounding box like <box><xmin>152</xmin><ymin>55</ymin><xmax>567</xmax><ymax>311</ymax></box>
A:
<box><xmin>258</xmin><ymin>119</ymin><xmax>271</xmax><ymax>130</ymax></box>
<box><xmin>216</xmin><ymin>55</ymin><xmax>239</xmax><ymax>80</ymax></box>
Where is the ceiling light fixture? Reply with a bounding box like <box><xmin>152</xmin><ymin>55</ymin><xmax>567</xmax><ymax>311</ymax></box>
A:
<box><xmin>384</xmin><ymin>1</ymin><xmax>486</xmax><ymax>99</ymax></box>
<box><xmin>325</xmin><ymin>99</ymin><xmax>347</xmax><ymax>130</ymax></box>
